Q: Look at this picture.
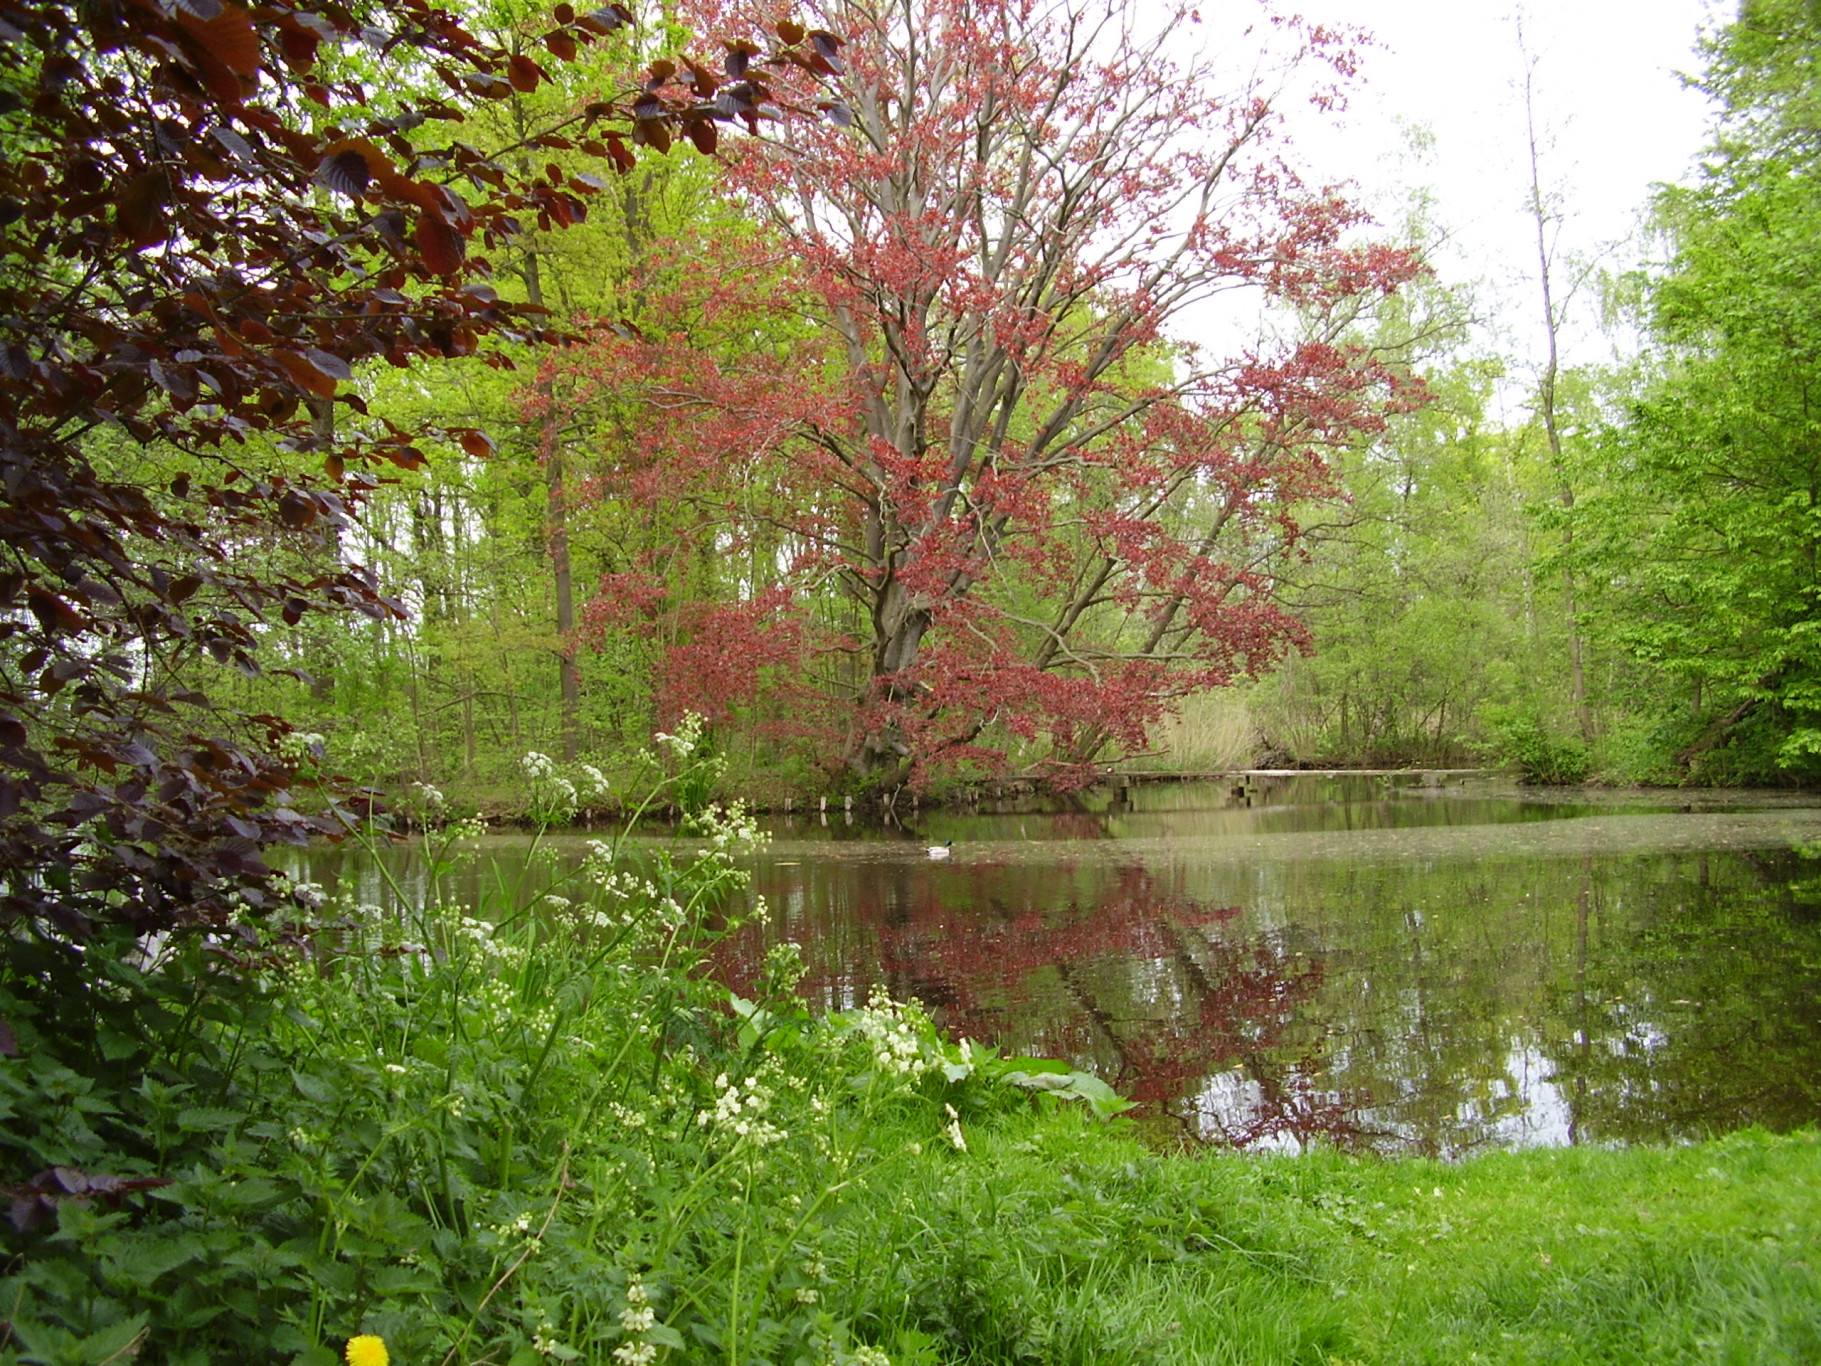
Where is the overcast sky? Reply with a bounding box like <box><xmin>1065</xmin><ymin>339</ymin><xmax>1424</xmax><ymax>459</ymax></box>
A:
<box><xmin>1273</xmin><ymin>0</ymin><xmax>1724</xmax><ymax>371</ymax></box>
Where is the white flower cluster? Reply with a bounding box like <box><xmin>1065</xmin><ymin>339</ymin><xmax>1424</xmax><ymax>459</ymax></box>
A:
<box><xmin>607</xmin><ymin>1101</ymin><xmax>648</xmax><ymax>1130</ymax></box>
<box><xmin>944</xmin><ymin>1102</ymin><xmax>967</xmax><ymax>1153</ymax></box>
<box><xmin>848</xmin><ymin>988</ymin><xmax>934</xmax><ymax>1081</ymax></box>
<box><xmin>267</xmin><ymin>873</ymin><xmax>325</xmax><ymax>908</ymax></box>
<box><xmin>695</xmin><ymin>1068</ymin><xmax>786</xmax><ymax>1146</ymax></box>
<box><xmin>521</xmin><ymin>751</ymin><xmax>557</xmax><ymax>780</ymax></box>
<box><xmin>689</xmin><ymin>799</ymin><xmax>767</xmax><ymax>856</ymax></box>
<box><xmin>612</xmin><ymin>1277</ymin><xmax>660</xmax><ymax>1366</ymax></box>
<box><xmin>491</xmin><ymin>1210</ymin><xmax>538</xmax><ymax>1248</ymax></box>
<box><xmin>411</xmin><ymin>781</ymin><xmax>446</xmax><ymax>809</ymax></box>
<box><xmin>582</xmin><ymin>849</ymin><xmax>660</xmax><ymax>911</ymax></box>
<box><xmin>652</xmin><ymin>712</ymin><xmax>705</xmax><ymax>758</ymax></box>
<box><xmin>275</xmin><ymin>731</ymin><xmax>325</xmax><ymax>761</ymax></box>
<box><xmin>762</xmin><ymin>940</ymin><xmax>807</xmax><ymax>995</ymax></box>
<box><xmin>453</xmin><ymin>914</ymin><xmax>524</xmax><ymax>967</ymax></box>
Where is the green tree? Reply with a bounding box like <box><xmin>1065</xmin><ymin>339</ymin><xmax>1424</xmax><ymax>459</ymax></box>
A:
<box><xmin>1579</xmin><ymin>0</ymin><xmax>1821</xmax><ymax>782</ymax></box>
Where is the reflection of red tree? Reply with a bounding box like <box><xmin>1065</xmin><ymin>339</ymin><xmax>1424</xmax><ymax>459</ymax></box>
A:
<box><xmin>714</xmin><ymin>860</ymin><xmax>1370</xmax><ymax>1147</ymax></box>
<box><xmin>1044</xmin><ymin>812</ymin><xmax>1116</xmax><ymax>842</ymax></box>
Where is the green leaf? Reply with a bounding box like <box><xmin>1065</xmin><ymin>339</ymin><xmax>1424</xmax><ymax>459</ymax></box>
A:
<box><xmin>103</xmin><ymin>1235</ymin><xmax>199</xmax><ymax>1286</ymax></box>
<box><xmin>176</xmin><ymin>1105</ymin><xmax>242</xmax><ymax>1131</ymax></box>
<box><xmin>291</xmin><ymin>1068</ymin><xmax>337</xmax><ymax>1103</ymax></box>
<box><xmin>77</xmin><ymin>1313</ymin><xmax>148</xmax><ymax>1366</ymax></box>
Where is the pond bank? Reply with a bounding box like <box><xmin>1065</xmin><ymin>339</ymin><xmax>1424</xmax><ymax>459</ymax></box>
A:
<box><xmin>843</xmin><ymin>1112</ymin><xmax>1821</xmax><ymax>1364</ymax></box>
<box><xmin>432</xmin><ymin>766</ymin><xmax>1821</xmax><ymax>831</ymax></box>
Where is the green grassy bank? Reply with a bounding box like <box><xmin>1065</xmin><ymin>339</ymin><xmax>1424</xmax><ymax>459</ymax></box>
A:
<box><xmin>3</xmin><ymin>744</ymin><xmax>1816</xmax><ymax>1365</ymax></box>
<box><xmin>839</xmin><ymin>1117</ymin><xmax>1821</xmax><ymax>1365</ymax></box>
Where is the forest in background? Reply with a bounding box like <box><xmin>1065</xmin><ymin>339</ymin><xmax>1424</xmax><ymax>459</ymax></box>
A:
<box><xmin>13</xmin><ymin>0</ymin><xmax>1821</xmax><ymax>833</ymax></box>
<box><xmin>167</xmin><ymin>0</ymin><xmax>1819</xmax><ymax>808</ymax></box>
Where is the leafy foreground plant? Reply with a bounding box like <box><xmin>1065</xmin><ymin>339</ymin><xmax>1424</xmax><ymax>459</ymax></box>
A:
<box><xmin>0</xmin><ymin>729</ymin><xmax>1118</xmax><ymax>1366</ymax></box>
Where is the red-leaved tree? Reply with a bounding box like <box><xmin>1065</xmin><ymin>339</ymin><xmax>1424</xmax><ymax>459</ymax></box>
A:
<box><xmin>555</xmin><ymin>0</ymin><xmax>1425</xmax><ymax>787</ymax></box>
<box><xmin>0</xmin><ymin>0</ymin><xmax>823</xmax><ymax>934</ymax></box>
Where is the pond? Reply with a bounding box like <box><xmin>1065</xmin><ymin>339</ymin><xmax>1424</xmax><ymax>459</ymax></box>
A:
<box><xmin>286</xmin><ymin>774</ymin><xmax>1821</xmax><ymax>1159</ymax></box>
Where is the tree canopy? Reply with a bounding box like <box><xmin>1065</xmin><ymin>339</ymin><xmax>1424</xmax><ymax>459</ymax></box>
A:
<box><xmin>556</xmin><ymin>0</ymin><xmax>1421</xmax><ymax>788</ymax></box>
<box><xmin>1576</xmin><ymin>0</ymin><xmax>1821</xmax><ymax>780</ymax></box>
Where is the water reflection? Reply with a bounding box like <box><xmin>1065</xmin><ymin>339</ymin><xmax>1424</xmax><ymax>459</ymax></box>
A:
<box><xmin>284</xmin><ymin>779</ymin><xmax>1821</xmax><ymax>1158</ymax></box>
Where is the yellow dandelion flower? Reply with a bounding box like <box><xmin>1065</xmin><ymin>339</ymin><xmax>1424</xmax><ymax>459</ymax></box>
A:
<box><xmin>346</xmin><ymin>1335</ymin><xmax>389</xmax><ymax>1366</ymax></box>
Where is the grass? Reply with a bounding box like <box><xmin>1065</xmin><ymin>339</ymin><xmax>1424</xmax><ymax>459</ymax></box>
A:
<box><xmin>839</xmin><ymin>1112</ymin><xmax>1821</xmax><ymax>1364</ymax></box>
<box><xmin>1145</xmin><ymin>693</ymin><xmax>1261</xmax><ymax>773</ymax></box>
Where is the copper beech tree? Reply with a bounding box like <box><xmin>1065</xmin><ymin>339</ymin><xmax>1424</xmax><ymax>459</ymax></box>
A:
<box><xmin>556</xmin><ymin>0</ymin><xmax>1424</xmax><ymax>787</ymax></box>
<box><xmin>0</xmin><ymin>0</ymin><xmax>834</xmax><ymax>934</ymax></box>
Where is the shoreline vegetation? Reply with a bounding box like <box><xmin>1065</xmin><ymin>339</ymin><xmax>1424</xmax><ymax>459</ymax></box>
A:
<box><xmin>393</xmin><ymin>767</ymin><xmax>1820</xmax><ymax>835</ymax></box>
<box><xmin>4</xmin><ymin>743</ymin><xmax>1818</xmax><ymax>1364</ymax></box>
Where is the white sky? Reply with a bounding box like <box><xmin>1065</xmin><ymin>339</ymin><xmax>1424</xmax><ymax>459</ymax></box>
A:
<box><xmin>1272</xmin><ymin>0</ymin><xmax>1725</xmax><ymax>371</ymax></box>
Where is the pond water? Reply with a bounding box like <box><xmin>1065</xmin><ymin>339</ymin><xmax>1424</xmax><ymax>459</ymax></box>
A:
<box><xmin>287</xmin><ymin>774</ymin><xmax>1821</xmax><ymax>1158</ymax></box>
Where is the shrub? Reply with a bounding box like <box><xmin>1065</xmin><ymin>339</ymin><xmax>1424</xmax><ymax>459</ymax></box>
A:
<box><xmin>1484</xmin><ymin>712</ymin><xmax>1592</xmax><ymax>785</ymax></box>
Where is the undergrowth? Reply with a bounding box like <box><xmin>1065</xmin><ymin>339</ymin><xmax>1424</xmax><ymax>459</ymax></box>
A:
<box><xmin>0</xmin><ymin>720</ymin><xmax>1115</xmax><ymax>1366</ymax></box>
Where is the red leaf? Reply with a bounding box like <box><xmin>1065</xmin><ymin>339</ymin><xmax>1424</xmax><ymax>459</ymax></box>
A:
<box><xmin>508</xmin><ymin>53</ymin><xmax>544</xmax><ymax>92</ymax></box>
<box><xmin>302</xmin><ymin>347</ymin><xmax>353</xmax><ymax>382</ymax></box>
<box><xmin>277</xmin><ymin>351</ymin><xmax>338</xmax><ymax>398</ymax></box>
<box><xmin>604</xmin><ymin>135</ymin><xmax>636</xmax><ymax>173</ymax></box>
<box><xmin>278</xmin><ymin>19</ymin><xmax>320</xmax><ymax>71</ymax></box>
<box><xmin>319</xmin><ymin>147</ymin><xmax>373</xmax><ymax>196</ymax></box>
<box><xmin>276</xmin><ymin>491</ymin><xmax>316</xmax><ymax>528</ymax></box>
<box><xmin>114</xmin><ymin>173</ymin><xmax>168</xmax><ymax>249</ymax></box>
<box><xmin>26</xmin><ymin>588</ymin><xmax>85</xmax><ymax>634</ymax></box>
<box><xmin>458</xmin><ymin>427</ymin><xmax>496</xmax><ymax>458</ymax></box>
<box><xmin>413</xmin><ymin>210</ymin><xmax>465</xmax><ymax>276</ymax></box>
<box><xmin>687</xmin><ymin>119</ymin><xmax>718</xmax><ymax>155</ymax></box>
<box><xmin>777</xmin><ymin>19</ymin><xmax>805</xmax><ymax>44</ymax></box>
<box><xmin>544</xmin><ymin>30</ymin><xmax>577</xmax><ymax>61</ymax></box>
<box><xmin>181</xmin><ymin>5</ymin><xmax>262</xmax><ymax>78</ymax></box>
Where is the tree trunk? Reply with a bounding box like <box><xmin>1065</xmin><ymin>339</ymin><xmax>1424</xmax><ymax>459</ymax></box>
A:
<box><xmin>1520</xmin><ymin>26</ymin><xmax>1594</xmax><ymax>745</ymax></box>
<box><xmin>523</xmin><ymin>251</ymin><xmax>581</xmax><ymax>762</ymax></box>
